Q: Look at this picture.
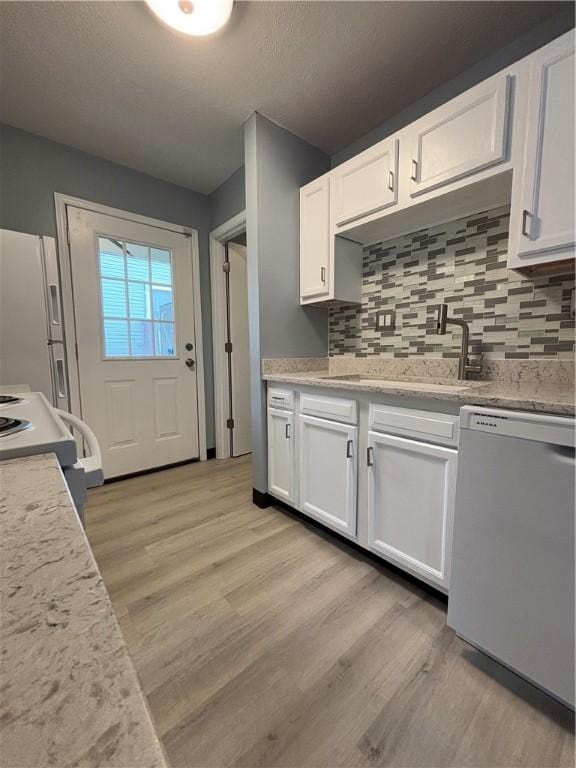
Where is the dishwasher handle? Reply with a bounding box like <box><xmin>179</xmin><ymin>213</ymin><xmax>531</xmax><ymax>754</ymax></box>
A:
<box><xmin>548</xmin><ymin>444</ymin><xmax>576</xmax><ymax>465</ymax></box>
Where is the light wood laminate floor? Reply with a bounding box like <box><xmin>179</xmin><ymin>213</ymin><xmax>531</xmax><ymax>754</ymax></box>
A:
<box><xmin>86</xmin><ymin>456</ymin><xmax>574</xmax><ymax>768</ymax></box>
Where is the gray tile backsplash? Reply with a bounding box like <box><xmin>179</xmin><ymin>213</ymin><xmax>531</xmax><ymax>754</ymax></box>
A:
<box><xmin>329</xmin><ymin>206</ymin><xmax>575</xmax><ymax>360</ymax></box>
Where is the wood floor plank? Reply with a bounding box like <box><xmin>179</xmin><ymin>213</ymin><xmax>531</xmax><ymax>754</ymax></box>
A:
<box><xmin>85</xmin><ymin>456</ymin><xmax>575</xmax><ymax>768</ymax></box>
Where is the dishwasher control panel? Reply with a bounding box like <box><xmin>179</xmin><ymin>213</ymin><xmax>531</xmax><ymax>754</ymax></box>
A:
<box><xmin>461</xmin><ymin>406</ymin><xmax>575</xmax><ymax>447</ymax></box>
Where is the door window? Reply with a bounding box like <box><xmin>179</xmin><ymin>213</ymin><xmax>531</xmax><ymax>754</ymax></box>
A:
<box><xmin>98</xmin><ymin>236</ymin><xmax>176</xmax><ymax>358</ymax></box>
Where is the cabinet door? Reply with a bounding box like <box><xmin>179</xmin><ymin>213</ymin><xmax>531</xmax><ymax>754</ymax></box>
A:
<box><xmin>267</xmin><ymin>408</ymin><xmax>295</xmax><ymax>503</ymax></box>
<box><xmin>332</xmin><ymin>138</ymin><xmax>399</xmax><ymax>227</ymax></box>
<box><xmin>367</xmin><ymin>431</ymin><xmax>457</xmax><ymax>588</ymax></box>
<box><xmin>300</xmin><ymin>176</ymin><xmax>330</xmax><ymax>301</ymax></box>
<box><xmin>516</xmin><ymin>34</ymin><xmax>575</xmax><ymax>261</ymax></box>
<box><xmin>299</xmin><ymin>415</ymin><xmax>357</xmax><ymax>537</ymax></box>
<box><xmin>410</xmin><ymin>76</ymin><xmax>509</xmax><ymax>197</ymax></box>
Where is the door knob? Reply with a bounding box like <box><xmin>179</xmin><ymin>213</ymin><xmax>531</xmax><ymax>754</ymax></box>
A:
<box><xmin>185</xmin><ymin>342</ymin><xmax>194</xmax><ymax>351</ymax></box>
<box><xmin>185</xmin><ymin>358</ymin><xmax>195</xmax><ymax>369</ymax></box>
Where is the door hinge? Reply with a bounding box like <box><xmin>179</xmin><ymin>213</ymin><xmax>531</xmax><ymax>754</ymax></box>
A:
<box><xmin>222</xmin><ymin>261</ymin><xmax>230</xmax><ymax>273</ymax></box>
<box><xmin>227</xmin><ymin>418</ymin><xmax>235</xmax><ymax>430</ymax></box>
<box><xmin>225</xmin><ymin>342</ymin><xmax>233</xmax><ymax>353</ymax></box>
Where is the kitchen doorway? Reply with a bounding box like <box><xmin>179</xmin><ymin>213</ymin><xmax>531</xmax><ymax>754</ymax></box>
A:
<box><xmin>56</xmin><ymin>195</ymin><xmax>206</xmax><ymax>479</ymax></box>
<box><xmin>210</xmin><ymin>212</ymin><xmax>251</xmax><ymax>459</ymax></box>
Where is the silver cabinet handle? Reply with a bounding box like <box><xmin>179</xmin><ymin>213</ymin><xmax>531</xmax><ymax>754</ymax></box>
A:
<box><xmin>388</xmin><ymin>170</ymin><xmax>394</xmax><ymax>191</ymax></box>
<box><xmin>346</xmin><ymin>439</ymin><xmax>353</xmax><ymax>459</ymax></box>
<box><xmin>367</xmin><ymin>446</ymin><xmax>374</xmax><ymax>467</ymax></box>
<box><xmin>285</xmin><ymin>423</ymin><xmax>291</xmax><ymax>439</ymax></box>
<box><xmin>521</xmin><ymin>209</ymin><xmax>531</xmax><ymax>238</ymax></box>
<box><xmin>55</xmin><ymin>358</ymin><xmax>67</xmax><ymax>399</ymax></box>
<box><xmin>411</xmin><ymin>159</ymin><xmax>418</xmax><ymax>182</ymax></box>
<box><xmin>320</xmin><ymin>266</ymin><xmax>326</xmax><ymax>285</ymax></box>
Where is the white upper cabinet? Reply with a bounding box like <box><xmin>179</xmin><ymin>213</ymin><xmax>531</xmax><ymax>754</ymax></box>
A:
<box><xmin>300</xmin><ymin>175</ymin><xmax>363</xmax><ymax>306</ymax></box>
<box><xmin>367</xmin><ymin>431</ymin><xmax>457</xmax><ymax>589</ymax></box>
<box><xmin>300</xmin><ymin>175</ymin><xmax>330</xmax><ymax>301</ymax></box>
<box><xmin>298</xmin><ymin>414</ymin><xmax>357</xmax><ymax>538</ymax></box>
<box><xmin>509</xmin><ymin>32</ymin><xmax>575</xmax><ymax>270</ymax></box>
<box><xmin>332</xmin><ymin>137</ymin><xmax>399</xmax><ymax>227</ymax></box>
<box><xmin>409</xmin><ymin>76</ymin><xmax>510</xmax><ymax>197</ymax></box>
<box><xmin>299</xmin><ymin>34</ymin><xmax>573</xmax><ymax>290</ymax></box>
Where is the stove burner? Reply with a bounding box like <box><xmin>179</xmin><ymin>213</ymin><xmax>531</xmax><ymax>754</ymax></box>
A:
<box><xmin>0</xmin><ymin>416</ymin><xmax>31</xmax><ymax>437</ymax></box>
<box><xmin>0</xmin><ymin>395</ymin><xmax>23</xmax><ymax>406</ymax></box>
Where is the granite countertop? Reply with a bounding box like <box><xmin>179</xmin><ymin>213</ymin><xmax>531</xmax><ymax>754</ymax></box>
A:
<box><xmin>0</xmin><ymin>454</ymin><xmax>167</xmax><ymax>768</ymax></box>
<box><xmin>262</xmin><ymin>370</ymin><xmax>575</xmax><ymax>416</ymax></box>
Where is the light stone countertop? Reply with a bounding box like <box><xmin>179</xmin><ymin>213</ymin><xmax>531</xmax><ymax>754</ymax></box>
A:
<box><xmin>0</xmin><ymin>453</ymin><xmax>168</xmax><ymax>768</ymax></box>
<box><xmin>262</xmin><ymin>370</ymin><xmax>575</xmax><ymax>416</ymax></box>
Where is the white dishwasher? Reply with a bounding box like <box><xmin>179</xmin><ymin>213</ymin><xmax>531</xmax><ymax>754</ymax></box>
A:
<box><xmin>448</xmin><ymin>406</ymin><xmax>575</xmax><ymax>708</ymax></box>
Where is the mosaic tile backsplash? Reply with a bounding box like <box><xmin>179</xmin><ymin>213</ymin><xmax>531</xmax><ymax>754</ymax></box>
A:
<box><xmin>329</xmin><ymin>206</ymin><xmax>575</xmax><ymax>360</ymax></box>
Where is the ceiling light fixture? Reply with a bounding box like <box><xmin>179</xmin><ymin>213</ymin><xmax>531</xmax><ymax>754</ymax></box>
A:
<box><xmin>145</xmin><ymin>0</ymin><xmax>233</xmax><ymax>36</ymax></box>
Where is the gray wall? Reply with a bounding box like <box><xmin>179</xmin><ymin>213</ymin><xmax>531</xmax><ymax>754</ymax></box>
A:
<box><xmin>209</xmin><ymin>165</ymin><xmax>246</xmax><ymax>231</ymax></box>
<box><xmin>0</xmin><ymin>124</ymin><xmax>217</xmax><ymax>450</ymax></box>
<box><xmin>332</xmin><ymin>8</ymin><xmax>575</xmax><ymax>167</ymax></box>
<box><xmin>245</xmin><ymin>112</ymin><xmax>330</xmax><ymax>493</ymax></box>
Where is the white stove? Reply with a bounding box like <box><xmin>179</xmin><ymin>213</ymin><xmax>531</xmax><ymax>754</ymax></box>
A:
<box><xmin>0</xmin><ymin>391</ymin><xmax>103</xmax><ymax>524</ymax></box>
<box><xmin>0</xmin><ymin>392</ymin><xmax>77</xmax><ymax>465</ymax></box>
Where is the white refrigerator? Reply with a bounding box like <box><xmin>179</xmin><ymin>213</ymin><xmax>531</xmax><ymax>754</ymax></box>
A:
<box><xmin>0</xmin><ymin>228</ymin><xmax>69</xmax><ymax>410</ymax></box>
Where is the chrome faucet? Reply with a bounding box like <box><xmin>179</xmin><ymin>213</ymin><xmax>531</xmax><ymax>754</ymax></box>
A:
<box><xmin>434</xmin><ymin>303</ymin><xmax>482</xmax><ymax>380</ymax></box>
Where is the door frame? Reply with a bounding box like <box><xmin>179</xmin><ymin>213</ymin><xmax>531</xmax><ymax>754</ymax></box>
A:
<box><xmin>54</xmin><ymin>193</ymin><xmax>207</xmax><ymax>461</ymax></box>
<box><xmin>209</xmin><ymin>210</ymin><xmax>247</xmax><ymax>459</ymax></box>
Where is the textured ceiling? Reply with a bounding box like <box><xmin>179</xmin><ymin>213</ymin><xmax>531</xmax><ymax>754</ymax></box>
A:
<box><xmin>0</xmin><ymin>1</ymin><xmax>570</xmax><ymax>193</ymax></box>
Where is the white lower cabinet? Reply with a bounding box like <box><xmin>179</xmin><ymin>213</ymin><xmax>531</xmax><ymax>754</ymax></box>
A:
<box><xmin>367</xmin><ymin>431</ymin><xmax>457</xmax><ymax>589</ymax></box>
<box><xmin>266</xmin><ymin>387</ymin><xmax>458</xmax><ymax>592</ymax></box>
<box><xmin>267</xmin><ymin>407</ymin><xmax>295</xmax><ymax>503</ymax></box>
<box><xmin>298</xmin><ymin>414</ymin><xmax>357</xmax><ymax>537</ymax></box>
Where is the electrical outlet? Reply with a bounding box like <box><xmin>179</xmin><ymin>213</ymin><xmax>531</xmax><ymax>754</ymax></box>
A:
<box><xmin>376</xmin><ymin>309</ymin><xmax>396</xmax><ymax>331</ymax></box>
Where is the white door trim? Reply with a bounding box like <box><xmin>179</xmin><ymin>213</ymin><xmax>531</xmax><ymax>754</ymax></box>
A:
<box><xmin>54</xmin><ymin>192</ymin><xmax>207</xmax><ymax>461</ymax></box>
<box><xmin>209</xmin><ymin>210</ymin><xmax>247</xmax><ymax>459</ymax></box>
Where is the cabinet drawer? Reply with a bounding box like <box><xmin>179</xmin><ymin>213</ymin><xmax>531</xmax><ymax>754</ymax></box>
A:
<box><xmin>300</xmin><ymin>393</ymin><xmax>357</xmax><ymax>424</ymax></box>
<box><xmin>369</xmin><ymin>403</ymin><xmax>459</xmax><ymax>446</ymax></box>
<box><xmin>267</xmin><ymin>388</ymin><xmax>294</xmax><ymax>411</ymax></box>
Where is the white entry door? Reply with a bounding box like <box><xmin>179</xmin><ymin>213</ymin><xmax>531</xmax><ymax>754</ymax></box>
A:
<box><xmin>68</xmin><ymin>207</ymin><xmax>200</xmax><ymax>479</ymax></box>
<box><xmin>228</xmin><ymin>242</ymin><xmax>251</xmax><ymax>457</ymax></box>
